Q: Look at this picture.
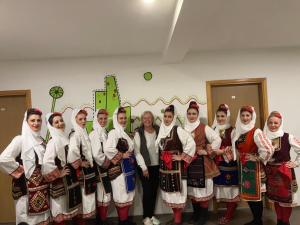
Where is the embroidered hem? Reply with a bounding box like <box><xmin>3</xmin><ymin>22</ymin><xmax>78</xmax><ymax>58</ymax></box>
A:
<box><xmin>97</xmin><ymin>201</ymin><xmax>111</xmax><ymax>207</ymax></box>
<box><xmin>188</xmin><ymin>193</ymin><xmax>214</xmax><ymax>202</ymax></box>
<box><xmin>114</xmin><ymin>200</ymin><xmax>133</xmax><ymax>207</ymax></box>
<box><xmin>215</xmin><ymin>195</ymin><xmax>240</xmax><ymax>203</ymax></box>
<box><xmin>163</xmin><ymin>200</ymin><xmax>186</xmax><ymax>209</ymax></box>
<box><xmin>52</xmin><ymin>210</ymin><xmax>79</xmax><ymax>223</ymax></box>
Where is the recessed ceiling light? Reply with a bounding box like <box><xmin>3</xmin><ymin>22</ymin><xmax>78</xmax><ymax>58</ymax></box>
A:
<box><xmin>144</xmin><ymin>0</ymin><xmax>155</xmax><ymax>4</ymax></box>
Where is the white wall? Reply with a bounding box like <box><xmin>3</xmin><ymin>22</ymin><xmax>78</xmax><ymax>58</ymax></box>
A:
<box><xmin>1</xmin><ymin>48</ymin><xmax>300</xmax><ymax>216</ymax></box>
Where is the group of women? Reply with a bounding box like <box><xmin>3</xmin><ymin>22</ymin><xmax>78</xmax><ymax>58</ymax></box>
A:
<box><xmin>0</xmin><ymin>102</ymin><xmax>299</xmax><ymax>225</ymax></box>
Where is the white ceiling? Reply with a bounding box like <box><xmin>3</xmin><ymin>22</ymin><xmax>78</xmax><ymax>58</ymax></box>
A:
<box><xmin>1</xmin><ymin>0</ymin><xmax>300</xmax><ymax>62</ymax></box>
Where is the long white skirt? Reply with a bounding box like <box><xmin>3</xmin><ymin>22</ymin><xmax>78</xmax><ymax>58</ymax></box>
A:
<box><xmin>188</xmin><ymin>178</ymin><xmax>214</xmax><ymax>201</ymax></box>
<box><xmin>161</xmin><ymin>180</ymin><xmax>187</xmax><ymax>208</ymax></box>
<box><xmin>80</xmin><ymin>186</ymin><xmax>96</xmax><ymax>218</ymax></box>
<box><xmin>50</xmin><ymin>195</ymin><xmax>79</xmax><ymax>222</ymax></box>
<box><xmin>214</xmin><ymin>186</ymin><xmax>240</xmax><ymax>202</ymax></box>
<box><xmin>111</xmin><ymin>173</ymin><xmax>135</xmax><ymax>207</ymax></box>
<box><xmin>96</xmin><ymin>182</ymin><xmax>112</xmax><ymax>207</ymax></box>
<box><xmin>15</xmin><ymin>195</ymin><xmax>50</xmax><ymax>225</ymax></box>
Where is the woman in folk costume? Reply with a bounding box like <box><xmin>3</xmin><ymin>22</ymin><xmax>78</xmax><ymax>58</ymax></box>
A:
<box><xmin>89</xmin><ymin>109</ymin><xmax>112</xmax><ymax>225</ymax></box>
<box><xmin>68</xmin><ymin>109</ymin><xmax>97</xmax><ymax>225</ymax></box>
<box><xmin>211</xmin><ymin>104</ymin><xmax>240</xmax><ymax>225</ymax></box>
<box><xmin>134</xmin><ymin>111</ymin><xmax>160</xmax><ymax>225</ymax></box>
<box><xmin>157</xmin><ymin>105</ymin><xmax>196</xmax><ymax>225</ymax></box>
<box><xmin>0</xmin><ymin>108</ymin><xmax>50</xmax><ymax>225</ymax></box>
<box><xmin>42</xmin><ymin>112</ymin><xmax>80</xmax><ymax>225</ymax></box>
<box><xmin>184</xmin><ymin>101</ymin><xmax>221</xmax><ymax>225</ymax></box>
<box><xmin>104</xmin><ymin>107</ymin><xmax>136</xmax><ymax>225</ymax></box>
<box><xmin>232</xmin><ymin>106</ymin><xmax>274</xmax><ymax>225</ymax></box>
<box><xmin>264</xmin><ymin>111</ymin><xmax>300</xmax><ymax>225</ymax></box>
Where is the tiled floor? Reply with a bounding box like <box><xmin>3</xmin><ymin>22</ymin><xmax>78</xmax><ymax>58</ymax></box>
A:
<box><xmin>1</xmin><ymin>207</ymin><xmax>299</xmax><ymax>225</ymax></box>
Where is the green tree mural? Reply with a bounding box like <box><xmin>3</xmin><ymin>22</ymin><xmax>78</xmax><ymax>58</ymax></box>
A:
<box><xmin>86</xmin><ymin>75</ymin><xmax>131</xmax><ymax>133</ymax></box>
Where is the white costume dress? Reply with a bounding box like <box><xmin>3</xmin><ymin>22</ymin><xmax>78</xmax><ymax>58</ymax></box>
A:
<box><xmin>157</xmin><ymin>109</ymin><xmax>196</xmax><ymax>208</ymax></box>
<box><xmin>89</xmin><ymin>109</ymin><xmax>111</xmax><ymax>207</ymax></box>
<box><xmin>0</xmin><ymin>112</ymin><xmax>50</xmax><ymax>225</ymax></box>
<box><xmin>104</xmin><ymin>108</ymin><xmax>136</xmax><ymax>207</ymax></box>
<box><xmin>42</xmin><ymin>113</ymin><xmax>79</xmax><ymax>222</ymax></box>
<box><xmin>67</xmin><ymin>109</ymin><xmax>96</xmax><ymax>218</ymax></box>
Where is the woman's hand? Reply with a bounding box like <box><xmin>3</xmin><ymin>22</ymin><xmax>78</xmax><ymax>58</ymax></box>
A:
<box><xmin>122</xmin><ymin>151</ymin><xmax>132</xmax><ymax>159</ymax></box>
<box><xmin>215</xmin><ymin>149</ymin><xmax>225</xmax><ymax>156</ymax></box>
<box><xmin>81</xmin><ymin>160</ymin><xmax>90</xmax><ymax>168</ymax></box>
<box><xmin>172</xmin><ymin>154</ymin><xmax>182</xmax><ymax>161</ymax></box>
<box><xmin>197</xmin><ymin>149</ymin><xmax>207</xmax><ymax>156</ymax></box>
<box><xmin>285</xmin><ymin>161</ymin><xmax>298</xmax><ymax>168</ymax></box>
<box><xmin>245</xmin><ymin>154</ymin><xmax>257</xmax><ymax>162</ymax></box>
<box><xmin>143</xmin><ymin>169</ymin><xmax>149</xmax><ymax>178</ymax></box>
<box><xmin>60</xmin><ymin>166</ymin><xmax>70</xmax><ymax>177</ymax></box>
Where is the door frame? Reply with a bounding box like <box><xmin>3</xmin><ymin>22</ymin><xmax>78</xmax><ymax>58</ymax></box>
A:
<box><xmin>0</xmin><ymin>90</ymin><xmax>32</xmax><ymax>108</ymax></box>
<box><xmin>206</xmin><ymin>78</ymin><xmax>269</xmax><ymax>127</ymax></box>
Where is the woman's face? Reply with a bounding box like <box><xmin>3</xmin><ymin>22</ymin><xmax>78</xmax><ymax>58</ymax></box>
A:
<box><xmin>98</xmin><ymin>113</ymin><xmax>108</xmax><ymax>128</ymax></box>
<box><xmin>142</xmin><ymin>112</ymin><xmax>153</xmax><ymax>128</ymax></box>
<box><xmin>267</xmin><ymin>116</ymin><xmax>281</xmax><ymax>132</ymax></box>
<box><xmin>27</xmin><ymin>114</ymin><xmax>42</xmax><ymax>132</ymax></box>
<box><xmin>216</xmin><ymin>111</ymin><xmax>227</xmax><ymax>125</ymax></box>
<box><xmin>163</xmin><ymin>111</ymin><xmax>174</xmax><ymax>126</ymax></box>
<box><xmin>187</xmin><ymin>108</ymin><xmax>199</xmax><ymax>123</ymax></box>
<box><xmin>240</xmin><ymin>111</ymin><xmax>252</xmax><ymax>125</ymax></box>
<box><xmin>76</xmin><ymin>113</ymin><xmax>87</xmax><ymax>128</ymax></box>
<box><xmin>52</xmin><ymin>116</ymin><xmax>65</xmax><ymax>131</ymax></box>
<box><xmin>117</xmin><ymin>113</ymin><xmax>127</xmax><ymax>128</ymax></box>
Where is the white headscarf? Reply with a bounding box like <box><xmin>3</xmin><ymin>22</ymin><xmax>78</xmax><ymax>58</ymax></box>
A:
<box><xmin>93</xmin><ymin>109</ymin><xmax>108</xmax><ymax>142</ymax></box>
<box><xmin>112</xmin><ymin>107</ymin><xmax>134</xmax><ymax>150</ymax></box>
<box><xmin>71</xmin><ymin>109</ymin><xmax>93</xmax><ymax>166</ymax></box>
<box><xmin>155</xmin><ymin>105</ymin><xmax>178</xmax><ymax>148</ymax></box>
<box><xmin>232</xmin><ymin>106</ymin><xmax>256</xmax><ymax>160</ymax></box>
<box><xmin>212</xmin><ymin>104</ymin><xmax>231</xmax><ymax>134</ymax></box>
<box><xmin>184</xmin><ymin>105</ymin><xmax>200</xmax><ymax>133</ymax></box>
<box><xmin>263</xmin><ymin>111</ymin><xmax>284</xmax><ymax>140</ymax></box>
<box><xmin>21</xmin><ymin>110</ymin><xmax>44</xmax><ymax>179</ymax></box>
<box><xmin>46</xmin><ymin>113</ymin><xmax>69</xmax><ymax>166</ymax></box>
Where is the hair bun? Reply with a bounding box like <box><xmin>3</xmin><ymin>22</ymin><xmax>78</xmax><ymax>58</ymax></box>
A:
<box><xmin>269</xmin><ymin>111</ymin><xmax>282</xmax><ymax>119</ymax></box>
<box><xmin>188</xmin><ymin>101</ymin><xmax>199</xmax><ymax>111</ymax></box>
<box><xmin>165</xmin><ymin>105</ymin><xmax>175</xmax><ymax>113</ymax></box>
<box><xmin>118</xmin><ymin>107</ymin><xmax>126</xmax><ymax>114</ymax></box>
<box><xmin>240</xmin><ymin>105</ymin><xmax>254</xmax><ymax>114</ymax></box>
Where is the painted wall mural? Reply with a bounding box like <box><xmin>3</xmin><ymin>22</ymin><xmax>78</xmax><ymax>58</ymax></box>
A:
<box><xmin>47</xmin><ymin>74</ymin><xmax>207</xmax><ymax>136</ymax></box>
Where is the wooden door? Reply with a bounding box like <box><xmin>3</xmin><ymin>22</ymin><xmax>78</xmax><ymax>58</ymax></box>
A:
<box><xmin>0</xmin><ymin>90</ymin><xmax>31</xmax><ymax>223</ymax></box>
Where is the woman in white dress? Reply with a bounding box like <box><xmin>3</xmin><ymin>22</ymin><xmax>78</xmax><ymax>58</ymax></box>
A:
<box><xmin>0</xmin><ymin>108</ymin><xmax>50</xmax><ymax>225</ymax></box>
<box><xmin>264</xmin><ymin>111</ymin><xmax>300</xmax><ymax>225</ymax></box>
<box><xmin>42</xmin><ymin>112</ymin><xmax>79</xmax><ymax>225</ymax></box>
<box><xmin>68</xmin><ymin>109</ymin><xmax>96</xmax><ymax>225</ymax></box>
<box><xmin>157</xmin><ymin>105</ymin><xmax>196</xmax><ymax>225</ymax></box>
<box><xmin>232</xmin><ymin>106</ymin><xmax>274</xmax><ymax>225</ymax></box>
<box><xmin>104</xmin><ymin>107</ymin><xmax>136</xmax><ymax>225</ymax></box>
<box><xmin>89</xmin><ymin>109</ymin><xmax>112</xmax><ymax>225</ymax></box>
<box><xmin>184</xmin><ymin>101</ymin><xmax>221</xmax><ymax>225</ymax></box>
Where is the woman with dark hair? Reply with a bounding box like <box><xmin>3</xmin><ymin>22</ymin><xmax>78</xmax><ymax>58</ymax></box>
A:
<box><xmin>68</xmin><ymin>109</ymin><xmax>96</xmax><ymax>225</ymax></box>
<box><xmin>89</xmin><ymin>109</ymin><xmax>112</xmax><ymax>225</ymax></box>
<box><xmin>134</xmin><ymin>111</ymin><xmax>160</xmax><ymax>225</ymax></box>
<box><xmin>185</xmin><ymin>101</ymin><xmax>221</xmax><ymax>225</ymax></box>
<box><xmin>264</xmin><ymin>111</ymin><xmax>300</xmax><ymax>225</ymax></box>
<box><xmin>104</xmin><ymin>107</ymin><xmax>136</xmax><ymax>225</ymax></box>
<box><xmin>0</xmin><ymin>108</ymin><xmax>50</xmax><ymax>225</ymax></box>
<box><xmin>211</xmin><ymin>104</ymin><xmax>239</xmax><ymax>225</ymax></box>
<box><xmin>232</xmin><ymin>106</ymin><xmax>274</xmax><ymax>225</ymax></box>
<box><xmin>43</xmin><ymin>112</ymin><xmax>80</xmax><ymax>225</ymax></box>
<box><xmin>157</xmin><ymin>105</ymin><xmax>195</xmax><ymax>225</ymax></box>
